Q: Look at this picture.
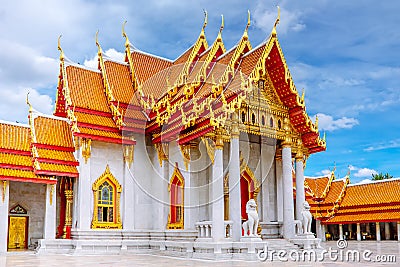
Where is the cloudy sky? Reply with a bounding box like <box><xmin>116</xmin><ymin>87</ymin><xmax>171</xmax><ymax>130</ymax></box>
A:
<box><xmin>0</xmin><ymin>0</ymin><xmax>399</xmax><ymax>182</ymax></box>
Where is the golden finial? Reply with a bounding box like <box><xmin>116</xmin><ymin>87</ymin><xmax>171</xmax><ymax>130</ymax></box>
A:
<box><xmin>122</xmin><ymin>20</ymin><xmax>130</xmax><ymax>47</ymax></box>
<box><xmin>57</xmin><ymin>35</ymin><xmax>64</xmax><ymax>60</ymax></box>
<box><xmin>219</xmin><ymin>14</ymin><xmax>224</xmax><ymax>33</ymax></box>
<box><xmin>272</xmin><ymin>6</ymin><xmax>280</xmax><ymax>37</ymax></box>
<box><xmin>301</xmin><ymin>88</ymin><xmax>305</xmax><ymax>102</ymax></box>
<box><xmin>245</xmin><ymin>10</ymin><xmax>251</xmax><ymax>32</ymax></box>
<box><xmin>202</xmin><ymin>9</ymin><xmax>208</xmax><ymax>30</ymax></box>
<box><xmin>323</xmin><ymin>131</ymin><xmax>326</xmax><ymax>142</ymax></box>
<box><xmin>26</xmin><ymin>92</ymin><xmax>33</xmax><ymax>112</ymax></box>
<box><xmin>315</xmin><ymin>114</ymin><xmax>319</xmax><ymax>129</ymax></box>
<box><xmin>95</xmin><ymin>30</ymin><xmax>103</xmax><ymax>55</ymax></box>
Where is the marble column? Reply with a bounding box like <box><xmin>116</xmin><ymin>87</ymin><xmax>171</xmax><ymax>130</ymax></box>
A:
<box><xmin>261</xmin><ymin>137</ymin><xmax>277</xmax><ymax>223</ymax></box>
<box><xmin>123</xmin><ymin>161</ymin><xmax>135</xmax><ymax>230</ymax></box>
<box><xmin>339</xmin><ymin>224</ymin><xmax>344</xmax><ymax>240</ymax></box>
<box><xmin>376</xmin><ymin>222</ymin><xmax>381</xmax><ymax>241</ymax></box>
<box><xmin>275</xmin><ymin>156</ymin><xmax>283</xmax><ymax>222</ymax></box>
<box><xmin>316</xmin><ymin>220</ymin><xmax>326</xmax><ymax>241</ymax></box>
<box><xmin>76</xmin><ymin>146</ymin><xmax>92</xmax><ymax>230</ymax></box>
<box><xmin>397</xmin><ymin>222</ymin><xmax>400</xmax><ymax>241</ymax></box>
<box><xmin>0</xmin><ymin>181</ymin><xmax>10</xmax><ymax>252</ymax></box>
<box><xmin>44</xmin><ymin>184</ymin><xmax>57</xmax><ymax>239</ymax></box>
<box><xmin>295</xmin><ymin>150</ymin><xmax>305</xmax><ymax>221</ymax></box>
<box><xmin>282</xmin><ymin>143</ymin><xmax>295</xmax><ymax>239</ymax></box>
<box><xmin>385</xmin><ymin>222</ymin><xmax>391</xmax><ymax>240</ymax></box>
<box><xmin>212</xmin><ymin>134</ymin><xmax>225</xmax><ymax>241</ymax></box>
<box><xmin>356</xmin><ymin>223</ymin><xmax>361</xmax><ymax>241</ymax></box>
<box><xmin>229</xmin><ymin>126</ymin><xmax>241</xmax><ymax>241</ymax></box>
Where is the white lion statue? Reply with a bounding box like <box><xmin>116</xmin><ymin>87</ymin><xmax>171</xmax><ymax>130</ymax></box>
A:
<box><xmin>301</xmin><ymin>201</ymin><xmax>313</xmax><ymax>234</ymax></box>
<box><xmin>242</xmin><ymin>199</ymin><xmax>259</xmax><ymax>237</ymax></box>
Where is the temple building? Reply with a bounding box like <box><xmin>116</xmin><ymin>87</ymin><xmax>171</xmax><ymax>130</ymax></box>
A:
<box><xmin>7</xmin><ymin>9</ymin><xmax>390</xmax><ymax>257</ymax></box>
<box><xmin>305</xmin><ymin>173</ymin><xmax>400</xmax><ymax>242</ymax></box>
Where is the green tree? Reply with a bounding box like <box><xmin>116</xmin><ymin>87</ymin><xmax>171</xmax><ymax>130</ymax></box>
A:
<box><xmin>371</xmin><ymin>172</ymin><xmax>393</xmax><ymax>180</ymax></box>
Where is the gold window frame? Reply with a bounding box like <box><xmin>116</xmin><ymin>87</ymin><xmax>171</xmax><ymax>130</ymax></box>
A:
<box><xmin>91</xmin><ymin>165</ymin><xmax>122</xmax><ymax>229</ymax></box>
<box><xmin>167</xmin><ymin>165</ymin><xmax>184</xmax><ymax>229</ymax></box>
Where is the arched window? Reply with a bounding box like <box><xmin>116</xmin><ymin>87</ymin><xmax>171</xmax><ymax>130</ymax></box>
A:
<box><xmin>251</xmin><ymin>113</ymin><xmax>256</xmax><ymax>124</ymax></box>
<box><xmin>241</xmin><ymin>111</ymin><xmax>246</xmax><ymax>123</ymax></box>
<box><xmin>261</xmin><ymin>115</ymin><xmax>265</xmax><ymax>126</ymax></box>
<box><xmin>278</xmin><ymin>119</ymin><xmax>282</xmax><ymax>130</ymax></box>
<box><xmin>167</xmin><ymin>165</ymin><xmax>184</xmax><ymax>229</ymax></box>
<box><xmin>270</xmin><ymin>117</ymin><xmax>274</xmax><ymax>128</ymax></box>
<box><xmin>92</xmin><ymin>165</ymin><xmax>122</xmax><ymax>229</ymax></box>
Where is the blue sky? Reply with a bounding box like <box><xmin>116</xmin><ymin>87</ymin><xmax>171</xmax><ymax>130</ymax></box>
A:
<box><xmin>0</xmin><ymin>0</ymin><xmax>399</xmax><ymax>182</ymax></box>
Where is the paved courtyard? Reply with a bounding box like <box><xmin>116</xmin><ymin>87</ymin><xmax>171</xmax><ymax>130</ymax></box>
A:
<box><xmin>0</xmin><ymin>241</ymin><xmax>399</xmax><ymax>266</ymax></box>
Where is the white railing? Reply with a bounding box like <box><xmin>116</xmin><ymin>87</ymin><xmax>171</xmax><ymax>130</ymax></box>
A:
<box><xmin>195</xmin><ymin>220</ymin><xmax>233</xmax><ymax>239</ymax></box>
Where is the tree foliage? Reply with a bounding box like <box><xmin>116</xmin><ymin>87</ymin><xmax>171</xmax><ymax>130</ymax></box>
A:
<box><xmin>371</xmin><ymin>172</ymin><xmax>393</xmax><ymax>180</ymax></box>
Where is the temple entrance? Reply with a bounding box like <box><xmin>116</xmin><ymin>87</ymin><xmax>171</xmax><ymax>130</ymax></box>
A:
<box><xmin>8</xmin><ymin>216</ymin><xmax>28</xmax><ymax>250</ymax></box>
<box><xmin>240</xmin><ymin>172</ymin><xmax>255</xmax><ymax>220</ymax></box>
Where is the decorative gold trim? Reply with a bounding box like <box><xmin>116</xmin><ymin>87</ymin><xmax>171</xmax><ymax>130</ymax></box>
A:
<box><xmin>81</xmin><ymin>138</ymin><xmax>92</xmax><ymax>164</ymax></box>
<box><xmin>123</xmin><ymin>144</ymin><xmax>134</xmax><ymax>168</ymax></box>
<box><xmin>167</xmin><ymin>164</ymin><xmax>184</xmax><ymax>229</ymax></box>
<box><xmin>50</xmin><ymin>184</ymin><xmax>55</xmax><ymax>206</ymax></box>
<box><xmin>155</xmin><ymin>143</ymin><xmax>168</xmax><ymax>167</ymax></box>
<box><xmin>201</xmin><ymin>137</ymin><xmax>215</xmax><ymax>164</ymax></box>
<box><xmin>2</xmin><ymin>181</ymin><xmax>6</xmax><ymax>203</ymax></box>
<box><xmin>179</xmin><ymin>144</ymin><xmax>191</xmax><ymax>171</ymax></box>
<box><xmin>91</xmin><ymin>165</ymin><xmax>122</xmax><ymax>229</ymax></box>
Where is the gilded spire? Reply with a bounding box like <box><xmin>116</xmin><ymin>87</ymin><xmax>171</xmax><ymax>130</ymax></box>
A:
<box><xmin>271</xmin><ymin>6</ymin><xmax>280</xmax><ymax>37</ymax></box>
<box><xmin>57</xmin><ymin>35</ymin><xmax>64</xmax><ymax>60</ymax></box>
<box><xmin>95</xmin><ymin>30</ymin><xmax>103</xmax><ymax>54</ymax></box>
<box><xmin>122</xmin><ymin>20</ymin><xmax>130</xmax><ymax>48</ymax></box>
<box><xmin>245</xmin><ymin>10</ymin><xmax>251</xmax><ymax>32</ymax></box>
<box><xmin>202</xmin><ymin>9</ymin><xmax>208</xmax><ymax>31</ymax></box>
<box><xmin>26</xmin><ymin>91</ymin><xmax>33</xmax><ymax>112</ymax></box>
<box><xmin>219</xmin><ymin>14</ymin><xmax>224</xmax><ymax>33</ymax></box>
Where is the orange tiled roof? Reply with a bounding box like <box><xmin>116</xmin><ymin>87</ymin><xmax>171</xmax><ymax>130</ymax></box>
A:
<box><xmin>66</xmin><ymin>65</ymin><xmax>110</xmax><ymax>112</ymax></box>
<box><xmin>33</xmin><ymin>115</ymin><xmax>74</xmax><ymax>148</ymax></box>
<box><xmin>74</xmin><ymin>111</ymin><xmax>117</xmax><ymax>129</ymax></box>
<box><xmin>36</xmin><ymin>148</ymin><xmax>76</xmax><ymax>162</ymax></box>
<box><xmin>0</xmin><ymin>123</ymin><xmax>30</xmax><ymax>152</ymax></box>
<box><xmin>103</xmin><ymin>60</ymin><xmax>136</xmax><ymax>105</ymax></box>
<box><xmin>305</xmin><ymin>176</ymin><xmax>330</xmax><ymax>199</ymax></box>
<box><xmin>0</xmin><ymin>167</ymin><xmax>56</xmax><ymax>184</ymax></box>
<box><xmin>37</xmin><ymin>162</ymin><xmax>78</xmax><ymax>174</ymax></box>
<box><xmin>0</xmin><ymin>153</ymin><xmax>32</xmax><ymax>168</ymax></box>
<box><xmin>326</xmin><ymin>211</ymin><xmax>400</xmax><ymax>224</ymax></box>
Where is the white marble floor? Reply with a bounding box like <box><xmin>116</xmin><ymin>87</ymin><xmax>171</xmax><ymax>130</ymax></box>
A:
<box><xmin>0</xmin><ymin>241</ymin><xmax>399</xmax><ymax>266</ymax></box>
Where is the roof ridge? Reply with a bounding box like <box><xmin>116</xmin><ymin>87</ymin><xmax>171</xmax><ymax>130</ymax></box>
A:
<box><xmin>30</xmin><ymin>109</ymin><xmax>70</xmax><ymax>123</ymax></box>
<box><xmin>102</xmin><ymin>54</ymin><xmax>129</xmax><ymax>66</ymax></box>
<box><xmin>173</xmin><ymin>44</ymin><xmax>194</xmax><ymax>63</ymax></box>
<box><xmin>64</xmin><ymin>60</ymin><xmax>101</xmax><ymax>73</ymax></box>
<box><xmin>133</xmin><ymin>49</ymin><xmax>173</xmax><ymax>63</ymax></box>
<box><xmin>349</xmin><ymin>177</ymin><xmax>400</xmax><ymax>186</ymax></box>
<box><xmin>242</xmin><ymin>39</ymin><xmax>267</xmax><ymax>58</ymax></box>
<box><xmin>0</xmin><ymin>120</ymin><xmax>30</xmax><ymax>128</ymax></box>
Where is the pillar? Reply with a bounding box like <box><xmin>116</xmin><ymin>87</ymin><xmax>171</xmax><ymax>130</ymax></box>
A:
<box><xmin>385</xmin><ymin>222</ymin><xmax>391</xmax><ymax>240</ymax></box>
<box><xmin>212</xmin><ymin>134</ymin><xmax>225</xmax><ymax>241</ymax></box>
<box><xmin>316</xmin><ymin>220</ymin><xmax>326</xmax><ymax>241</ymax></box>
<box><xmin>76</xmin><ymin>144</ymin><xmax>92</xmax><ymax>230</ymax></box>
<box><xmin>0</xmin><ymin>181</ymin><xmax>10</xmax><ymax>252</ymax></box>
<box><xmin>397</xmin><ymin>222</ymin><xmax>400</xmax><ymax>241</ymax></box>
<box><xmin>261</xmin><ymin>137</ymin><xmax>276</xmax><ymax>222</ymax></box>
<box><xmin>123</xmin><ymin>161</ymin><xmax>135</xmax><ymax>230</ymax></box>
<box><xmin>63</xmin><ymin>188</ymin><xmax>73</xmax><ymax>239</ymax></box>
<box><xmin>44</xmin><ymin>184</ymin><xmax>57</xmax><ymax>239</ymax></box>
<box><xmin>282</xmin><ymin>143</ymin><xmax>295</xmax><ymax>239</ymax></box>
<box><xmin>376</xmin><ymin>222</ymin><xmax>381</xmax><ymax>241</ymax></box>
<box><xmin>229</xmin><ymin>123</ymin><xmax>241</xmax><ymax>241</ymax></box>
<box><xmin>295</xmin><ymin>149</ymin><xmax>305</xmax><ymax>221</ymax></box>
<box><xmin>339</xmin><ymin>224</ymin><xmax>344</xmax><ymax>240</ymax></box>
<box><xmin>356</xmin><ymin>223</ymin><xmax>361</xmax><ymax>241</ymax></box>
<box><xmin>275</xmin><ymin>156</ymin><xmax>283</xmax><ymax>222</ymax></box>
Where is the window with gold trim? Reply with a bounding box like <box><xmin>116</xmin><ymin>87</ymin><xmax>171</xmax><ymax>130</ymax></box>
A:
<box><xmin>167</xmin><ymin>165</ymin><xmax>184</xmax><ymax>229</ymax></box>
<box><xmin>91</xmin><ymin>165</ymin><xmax>122</xmax><ymax>229</ymax></box>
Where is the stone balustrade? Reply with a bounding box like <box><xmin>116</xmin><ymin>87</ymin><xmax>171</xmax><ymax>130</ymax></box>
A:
<box><xmin>195</xmin><ymin>220</ymin><xmax>233</xmax><ymax>239</ymax></box>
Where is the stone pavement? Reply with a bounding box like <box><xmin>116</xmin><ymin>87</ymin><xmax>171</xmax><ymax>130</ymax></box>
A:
<box><xmin>0</xmin><ymin>241</ymin><xmax>399</xmax><ymax>266</ymax></box>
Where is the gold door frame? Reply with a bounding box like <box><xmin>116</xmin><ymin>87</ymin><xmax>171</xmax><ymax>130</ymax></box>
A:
<box><xmin>8</xmin><ymin>215</ymin><xmax>28</xmax><ymax>250</ymax></box>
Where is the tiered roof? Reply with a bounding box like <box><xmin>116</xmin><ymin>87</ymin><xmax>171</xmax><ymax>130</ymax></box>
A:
<box><xmin>305</xmin><ymin>174</ymin><xmax>400</xmax><ymax>224</ymax></box>
<box><xmin>0</xmin><ymin>109</ymin><xmax>79</xmax><ymax>184</ymax></box>
<box><xmin>53</xmin><ymin>10</ymin><xmax>325</xmax><ymax>155</ymax></box>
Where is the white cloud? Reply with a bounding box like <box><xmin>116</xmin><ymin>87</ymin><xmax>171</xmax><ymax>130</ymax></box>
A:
<box><xmin>83</xmin><ymin>48</ymin><xmax>125</xmax><ymax>69</ymax></box>
<box><xmin>311</xmin><ymin>113</ymin><xmax>359</xmax><ymax>132</ymax></box>
<box><xmin>0</xmin><ymin>87</ymin><xmax>53</xmax><ymax>123</ymax></box>
<box><xmin>253</xmin><ymin>4</ymin><xmax>306</xmax><ymax>34</ymax></box>
<box><xmin>315</xmin><ymin>169</ymin><xmax>331</xmax><ymax>176</ymax></box>
<box><xmin>364</xmin><ymin>139</ymin><xmax>400</xmax><ymax>152</ymax></box>
<box><xmin>348</xmin><ymin>165</ymin><xmax>378</xmax><ymax>178</ymax></box>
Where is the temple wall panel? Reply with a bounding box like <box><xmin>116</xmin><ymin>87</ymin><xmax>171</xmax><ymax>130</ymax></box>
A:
<box><xmin>9</xmin><ymin>181</ymin><xmax>46</xmax><ymax>245</ymax></box>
